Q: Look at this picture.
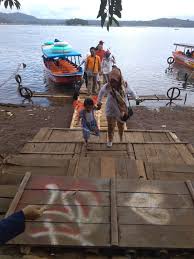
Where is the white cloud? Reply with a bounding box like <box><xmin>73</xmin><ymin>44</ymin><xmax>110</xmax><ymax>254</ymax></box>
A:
<box><xmin>1</xmin><ymin>0</ymin><xmax>194</xmax><ymax>20</ymax></box>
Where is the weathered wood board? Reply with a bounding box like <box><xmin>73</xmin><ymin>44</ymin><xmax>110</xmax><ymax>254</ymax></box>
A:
<box><xmin>6</xmin><ymin>176</ymin><xmax>194</xmax><ymax>249</ymax></box>
<box><xmin>117</xmin><ymin>179</ymin><xmax>194</xmax><ymax>249</ymax></box>
<box><xmin>8</xmin><ymin>176</ymin><xmax>112</xmax><ymax>247</ymax></box>
<box><xmin>0</xmin><ymin>173</ymin><xmax>22</xmax><ymax>217</ymax></box>
<box><xmin>3</xmin><ymin>156</ymin><xmax>146</xmax><ymax>179</ymax></box>
<box><xmin>30</xmin><ymin>128</ymin><xmax>180</xmax><ymax>143</ymax></box>
<box><xmin>145</xmin><ymin>163</ymin><xmax>194</xmax><ymax>180</ymax></box>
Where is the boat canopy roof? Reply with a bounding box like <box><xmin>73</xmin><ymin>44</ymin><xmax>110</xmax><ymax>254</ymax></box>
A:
<box><xmin>174</xmin><ymin>43</ymin><xmax>194</xmax><ymax>49</ymax></box>
<box><xmin>42</xmin><ymin>46</ymin><xmax>82</xmax><ymax>59</ymax></box>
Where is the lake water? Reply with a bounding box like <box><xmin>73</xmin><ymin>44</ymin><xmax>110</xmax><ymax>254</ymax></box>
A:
<box><xmin>0</xmin><ymin>25</ymin><xmax>194</xmax><ymax>106</ymax></box>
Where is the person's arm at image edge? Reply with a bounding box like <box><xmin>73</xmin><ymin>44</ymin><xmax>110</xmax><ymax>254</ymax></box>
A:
<box><xmin>0</xmin><ymin>205</ymin><xmax>44</xmax><ymax>245</ymax></box>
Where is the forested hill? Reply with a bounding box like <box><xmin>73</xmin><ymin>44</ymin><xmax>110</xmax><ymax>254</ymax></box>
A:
<box><xmin>1</xmin><ymin>12</ymin><xmax>194</xmax><ymax>27</ymax></box>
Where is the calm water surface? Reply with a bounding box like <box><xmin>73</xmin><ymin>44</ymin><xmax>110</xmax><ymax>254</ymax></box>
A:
<box><xmin>0</xmin><ymin>25</ymin><xmax>194</xmax><ymax>106</ymax></box>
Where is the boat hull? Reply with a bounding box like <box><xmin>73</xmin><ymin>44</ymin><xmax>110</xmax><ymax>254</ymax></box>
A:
<box><xmin>173</xmin><ymin>51</ymin><xmax>194</xmax><ymax>69</ymax></box>
<box><xmin>43</xmin><ymin>60</ymin><xmax>83</xmax><ymax>86</ymax></box>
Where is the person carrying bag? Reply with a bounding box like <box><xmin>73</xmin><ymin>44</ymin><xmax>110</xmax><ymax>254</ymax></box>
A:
<box><xmin>97</xmin><ymin>66</ymin><xmax>139</xmax><ymax>147</ymax></box>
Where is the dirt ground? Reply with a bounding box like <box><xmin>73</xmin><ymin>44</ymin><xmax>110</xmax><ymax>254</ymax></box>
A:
<box><xmin>1</xmin><ymin>103</ymin><xmax>194</xmax><ymax>155</ymax></box>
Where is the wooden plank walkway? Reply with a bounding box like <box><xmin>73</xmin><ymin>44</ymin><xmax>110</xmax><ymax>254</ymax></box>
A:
<box><xmin>1</xmin><ymin>94</ymin><xmax>194</xmax><ymax>253</ymax></box>
<box><xmin>5</xmin><ymin>175</ymin><xmax>194</xmax><ymax>249</ymax></box>
<box><xmin>30</xmin><ymin>128</ymin><xmax>180</xmax><ymax>143</ymax></box>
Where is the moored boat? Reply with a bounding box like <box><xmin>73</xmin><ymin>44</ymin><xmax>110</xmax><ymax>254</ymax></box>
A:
<box><xmin>170</xmin><ymin>43</ymin><xmax>194</xmax><ymax>69</ymax></box>
<box><xmin>42</xmin><ymin>40</ymin><xmax>83</xmax><ymax>85</ymax></box>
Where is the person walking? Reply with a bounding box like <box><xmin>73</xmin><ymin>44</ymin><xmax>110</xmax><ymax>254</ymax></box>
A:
<box><xmin>85</xmin><ymin>47</ymin><xmax>101</xmax><ymax>95</ymax></box>
<box><xmin>97</xmin><ymin>66</ymin><xmax>139</xmax><ymax>147</ymax></box>
<box><xmin>101</xmin><ymin>50</ymin><xmax>116</xmax><ymax>83</ymax></box>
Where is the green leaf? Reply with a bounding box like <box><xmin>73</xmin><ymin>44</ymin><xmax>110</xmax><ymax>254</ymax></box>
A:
<box><xmin>114</xmin><ymin>9</ymin><xmax>122</xmax><ymax>18</ymax></box>
<box><xmin>107</xmin><ymin>20</ymin><xmax>110</xmax><ymax>31</ymax></box>
<box><xmin>101</xmin><ymin>12</ymin><xmax>107</xmax><ymax>27</ymax></box>
<box><xmin>2</xmin><ymin>0</ymin><xmax>21</xmax><ymax>9</ymax></box>
<box><xmin>112</xmin><ymin>16</ymin><xmax>120</xmax><ymax>26</ymax></box>
<box><xmin>97</xmin><ymin>0</ymin><xmax>107</xmax><ymax>18</ymax></box>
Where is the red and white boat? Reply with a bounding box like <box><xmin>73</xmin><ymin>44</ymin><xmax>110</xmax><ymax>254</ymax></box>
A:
<box><xmin>42</xmin><ymin>40</ymin><xmax>83</xmax><ymax>85</ymax></box>
<box><xmin>170</xmin><ymin>43</ymin><xmax>194</xmax><ymax>69</ymax></box>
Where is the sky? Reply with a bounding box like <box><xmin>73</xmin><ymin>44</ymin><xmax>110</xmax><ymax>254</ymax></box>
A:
<box><xmin>1</xmin><ymin>0</ymin><xmax>194</xmax><ymax>20</ymax></box>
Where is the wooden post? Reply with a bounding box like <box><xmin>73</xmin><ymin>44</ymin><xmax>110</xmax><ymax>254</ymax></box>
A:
<box><xmin>5</xmin><ymin>172</ymin><xmax>31</xmax><ymax>218</ymax></box>
<box><xmin>185</xmin><ymin>180</ymin><xmax>194</xmax><ymax>203</ymax></box>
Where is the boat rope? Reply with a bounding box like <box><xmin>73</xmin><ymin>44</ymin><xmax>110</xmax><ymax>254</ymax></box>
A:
<box><xmin>0</xmin><ymin>63</ymin><xmax>26</xmax><ymax>88</ymax></box>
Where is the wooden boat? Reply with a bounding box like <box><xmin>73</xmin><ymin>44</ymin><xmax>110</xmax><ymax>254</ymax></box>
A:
<box><xmin>42</xmin><ymin>40</ymin><xmax>83</xmax><ymax>85</ymax></box>
<box><xmin>171</xmin><ymin>43</ymin><xmax>194</xmax><ymax>69</ymax></box>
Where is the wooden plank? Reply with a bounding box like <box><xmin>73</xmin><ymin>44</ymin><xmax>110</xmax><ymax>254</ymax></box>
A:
<box><xmin>119</xmin><ymin>225</ymin><xmax>194</xmax><ymax>248</ymax></box>
<box><xmin>142</xmin><ymin>132</ymin><xmax>152</xmax><ymax>142</ymax></box>
<box><xmin>149</xmin><ymin>132</ymin><xmax>165</xmax><ymax>142</ymax></box>
<box><xmin>125</xmin><ymin>160</ymin><xmax>142</xmax><ymax>179</ymax></box>
<box><xmin>75</xmin><ymin>158</ymin><xmax>90</xmax><ymax>177</ymax></box>
<box><xmin>0</xmin><ymin>198</ymin><xmax>12</xmax><ymax>213</ymax></box>
<box><xmin>126</xmin><ymin>144</ymin><xmax>135</xmax><ymax>160</ymax></box>
<box><xmin>111</xmin><ymin>178</ymin><xmax>118</xmax><ymax>246</ymax></box>
<box><xmin>0</xmin><ymin>173</ymin><xmax>23</xmax><ymax>185</ymax></box>
<box><xmin>133</xmin><ymin>144</ymin><xmax>147</xmax><ymax>161</ymax></box>
<box><xmin>143</xmin><ymin>143</ymin><xmax>158</xmax><ymax>163</ymax></box>
<box><xmin>168</xmin><ymin>132</ymin><xmax>181</xmax><ymax>142</ymax></box>
<box><xmin>150</xmin><ymin>163</ymin><xmax>194</xmax><ymax>173</ymax></box>
<box><xmin>159</xmin><ymin>143</ymin><xmax>185</xmax><ymax>165</ymax></box>
<box><xmin>20</xmin><ymin>151</ymin><xmax>75</xmax><ymax>155</ymax></box>
<box><xmin>4</xmin><ymin>155</ymin><xmax>71</xmax><ymax>167</ymax></box>
<box><xmin>101</xmin><ymin>157</ymin><xmax>116</xmax><ymax>178</ymax></box>
<box><xmin>116</xmin><ymin>180</ymin><xmax>189</xmax><ymax>194</ymax></box>
<box><xmin>67</xmin><ymin>159</ymin><xmax>78</xmax><ymax>177</ymax></box>
<box><xmin>16</xmin><ymin>204</ymin><xmax>110</xmax><ymax>224</ymax></box>
<box><xmin>5</xmin><ymin>172</ymin><xmax>31</xmax><ymax>217</ymax></box>
<box><xmin>187</xmin><ymin>144</ymin><xmax>194</xmax><ymax>155</ymax></box>
<box><xmin>117</xmin><ymin>193</ymin><xmax>193</xmax><ymax>209</ymax></box>
<box><xmin>3</xmin><ymin>165</ymin><xmax>70</xmax><ymax>177</ymax></box>
<box><xmin>118</xmin><ymin>207</ymin><xmax>194</xmax><ymax>225</ymax></box>
<box><xmin>144</xmin><ymin>163</ymin><xmax>154</xmax><ymax>180</ymax></box>
<box><xmin>32</xmin><ymin>128</ymin><xmax>51</xmax><ymax>141</ymax></box>
<box><xmin>115</xmin><ymin>159</ymin><xmax>128</xmax><ymax>179</ymax></box>
<box><xmin>89</xmin><ymin>158</ymin><xmax>101</xmax><ymax>178</ymax></box>
<box><xmin>136</xmin><ymin>160</ymin><xmax>147</xmax><ymax>179</ymax></box>
<box><xmin>154</xmin><ymin>171</ymin><xmax>194</xmax><ymax>181</ymax></box>
<box><xmin>26</xmin><ymin>176</ymin><xmax>110</xmax><ymax>192</ymax></box>
<box><xmin>19</xmin><ymin>190</ymin><xmax>110</xmax><ymax>206</ymax></box>
<box><xmin>185</xmin><ymin>180</ymin><xmax>194</xmax><ymax>203</ymax></box>
<box><xmin>0</xmin><ymin>185</ymin><xmax>18</xmax><ymax>198</ymax></box>
<box><xmin>86</xmin><ymin>143</ymin><xmax>127</xmax><ymax>151</ymax></box>
<box><xmin>51</xmin><ymin>128</ymin><xmax>174</xmax><ymax>133</ymax></box>
<box><xmin>131</xmin><ymin>132</ymin><xmax>144</xmax><ymax>143</ymax></box>
<box><xmin>11</xmin><ymin>222</ymin><xmax>110</xmax><ymax>247</ymax></box>
<box><xmin>175</xmin><ymin>144</ymin><xmax>194</xmax><ymax>165</ymax></box>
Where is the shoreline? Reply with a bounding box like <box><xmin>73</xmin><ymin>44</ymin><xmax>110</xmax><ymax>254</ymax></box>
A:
<box><xmin>1</xmin><ymin>104</ymin><xmax>194</xmax><ymax>155</ymax></box>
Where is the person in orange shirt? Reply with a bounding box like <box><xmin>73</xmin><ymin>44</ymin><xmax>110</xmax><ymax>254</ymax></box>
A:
<box><xmin>96</xmin><ymin>43</ymin><xmax>106</xmax><ymax>62</ymax></box>
<box><xmin>85</xmin><ymin>47</ymin><xmax>101</xmax><ymax>95</ymax></box>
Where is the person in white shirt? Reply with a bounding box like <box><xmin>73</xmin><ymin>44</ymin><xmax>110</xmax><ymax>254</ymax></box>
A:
<box><xmin>97</xmin><ymin>66</ymin><xmax>139</xmax><ymax>147</ymax></box>
<box><xmin>101</xmin><ymin>50</ymin><xmax>116</xmax><ymax>83</ymax></box>
<box><xmin>80</xmin><ymin>52</ymin><xmax>90</xmax><ymax>88</ymax></box>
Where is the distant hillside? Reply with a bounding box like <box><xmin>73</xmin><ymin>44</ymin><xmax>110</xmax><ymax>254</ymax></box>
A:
<box><xmin>120</xmin><ymin>18</ymin><xmax>194</xmax><ymax>27</ymax></box>
<box><xmin>1</xmin><ymin>12</ymin><xmax>194</xmax><ymax>27</ymax></box>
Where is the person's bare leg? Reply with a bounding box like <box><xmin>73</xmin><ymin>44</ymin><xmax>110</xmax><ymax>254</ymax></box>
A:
<box><xmin>87</xmin><ymin>76</ymin><xmax>92</xmax><ymax>95</ymax></box>
<box><xmin>107</xmin><ymin>116</ymin><xmax>116</xmax><ymax>146</ymax></box>
<box><xmin>117</xmin><ymin>120</ymin><xmax>125</xmax><ymax>142</ymax></box>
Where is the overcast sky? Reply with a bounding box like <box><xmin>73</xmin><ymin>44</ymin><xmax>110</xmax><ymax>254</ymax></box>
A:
<box><xmin>1</xmin><ymin>0</ymin><xmax>194</xmax><ymax>20</ymax></box>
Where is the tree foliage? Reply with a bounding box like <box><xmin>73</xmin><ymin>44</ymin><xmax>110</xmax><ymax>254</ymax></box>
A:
<box><xmin>0</xmin><ymin>0</ymin><xmax>122</xmax><ymax>30</ymax></box>
<box><xmin>66</xmin><ymin>18</ymin><xmax>88</xmax><ymax>26</ymax></box>
<box><xmin>0</xmin><ymin>0</ymin><xmax>20</xmax><ymax>9</ymax></box>
<box><xmin>97</xmin><ymin>0</ymin><xmax>122</xmax><ymax>30</ymax></box>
